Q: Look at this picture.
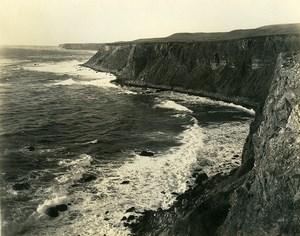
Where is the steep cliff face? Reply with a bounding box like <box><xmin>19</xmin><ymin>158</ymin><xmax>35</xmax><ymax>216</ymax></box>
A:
<box><xmin>219</xmin><ymin>53</ymin><xmax>300</xmax><ymax>235</ymax></box>
<box><xmin>85</xmin><ymin>35</ymin><xmax>300</xmax><ymax>107</ymax></box>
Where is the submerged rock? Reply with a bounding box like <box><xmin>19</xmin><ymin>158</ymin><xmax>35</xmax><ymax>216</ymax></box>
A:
<box><xmin>78</xmin><ymin>173</ymin><xmax>97</xmax><ymax>183</ymax></box>
<box><xmin>56</xmin><ymin>204</ymin><xmax>68</xmax><ymax>212</ymax></box>
<box><xmin>140</xmin><ymin>150</ymin><xmax>154</xmax><ymax>157</ymax></box>
<box><xmin>127</xmin><ymin>215</ymin><xmax>136</xmax><ymax>222</ymax></box>
<box><xmin>45</xmin><ymin>204</ymin><xmax>69</xmax><ymax>217</ymax></box>
<box><xmin>195</xmin><ymin>172</ymin><xmax>209</xmax><ymax>184</ymax></box>
<box><xmin>28</xmin><ymin>146</ymin><xmax>35</xmax><ymax>151</ymax></box>
<box><xmin>12</xmin><ymin>183</ymin><xmax>30</xmax><ymax>191</ymax></box>
<box><xmin>125</xmin><ymin>207</ymin><xmax>136</xmax><ymax>213</ymax></box>
<box><xmin>45</xmin><ymin>207</ymin><xmax>59</xmax><ymax>217</ymax></box>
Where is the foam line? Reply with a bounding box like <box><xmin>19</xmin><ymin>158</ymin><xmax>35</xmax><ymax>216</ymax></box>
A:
<box><xmin>160</xmin><ymin>92</ymin><xmax>255</xmax><ymax>115</ymax></box>
<box><xmin>154</xmin><ymin>100</ymin><xmax>193</xmax><ymax>113</ymax></box>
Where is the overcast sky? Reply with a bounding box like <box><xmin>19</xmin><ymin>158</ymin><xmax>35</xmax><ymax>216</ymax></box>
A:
<box><xmin>1</xmin><ymin>0</ymin><xmax>300</xmax><ymax>46</ymax></box>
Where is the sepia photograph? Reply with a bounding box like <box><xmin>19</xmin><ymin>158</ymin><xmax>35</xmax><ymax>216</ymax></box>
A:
<box><xmin>0</xmin><ymin>0</ymin><xmax>300</xmax><ymax>235</ymax></box>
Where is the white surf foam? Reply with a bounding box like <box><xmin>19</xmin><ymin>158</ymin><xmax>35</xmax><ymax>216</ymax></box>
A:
<box><xmin>56</xmin><ymin>154</ymin><xmax>93</xmax><ymax>184</ymax></box>
<box><xmin>194</xmin><ymin>121</ymin><xmax>250</xmax><ymax>176</ymax></box>
<box><xmin>83</xmin><ymin>139</ymin><xmax>98</xmax><ymax>145</ymax></box>
<box><xmin>25</xmin><ymin>119</ymin><xmax>203</xmax><ymax>236</ymax></box>
<box><xmin>154</xmin><ymin>99</ymin><xmax>193</xmax><ymax>113</ymax></box>
<box><xmin>28</xmin><ymin>154</ymin><xmax>93</xmax><ymax>219</ymax></box>
<box><xmin>23</xmin><ymin>60</ymin><xmax>138</xmax><ymax>92</ymax></box>
<box><xmin>36</xmin><ymin>195</ymin><xmax>69</xmax><ymax>216</ymax></box>
<box><xmin>160</xmin><ymin>92</ymin><xmax>255</xmax><ymax>115</ymax></box>
<box><xmin>54</xmin><ymin>78</ymin><xmax>77</xmax><ymax>86</ymax></box>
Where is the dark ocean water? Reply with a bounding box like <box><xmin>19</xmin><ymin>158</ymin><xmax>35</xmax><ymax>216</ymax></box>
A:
<box><xmin>0</xmin><ymin>46</ymin><xmax>254</xmax><ymax>235</ymax></box>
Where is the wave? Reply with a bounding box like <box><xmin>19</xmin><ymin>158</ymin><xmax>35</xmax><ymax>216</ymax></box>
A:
<box><xmin>54</xmin><ymin>78</ymin><xmax>76</xmax><ymax>85</ymax></box>
<box><xmin>160</xmin><ymin>92</ymin><xmax>255</xmax><ymax>115</ymax></box>
<box><xmin>3</xmin><ymin>154</ymin><xmax>95</xmax><ymax>236</ymax></box>
<box><xmin>36</xmin><ymin>195</ymin><xmax>69</xmax><ymax>216</ymax></box>
<box><xmin>56</xmin><ymin>154</ymin><xmax>93</xmax><ymax>184</ymax></box>
<box><xmin>154</xmin><ymin>99</ymin><xmax>193</xmax><ymax>113</ymax></box>
<box><xmin>82</xmin><ymin>139</ymin><xmax>98</xmax><ymax>145</ymax></box>
<box><xmin>25</xmin><ymin>154</ymin><xmax>93</xmax><ymax>220</ymax></box>
<box><xmin>0</xmin><ymin>58</ymin><xmax>30</xmax><ymax>66</ymax></box>
<box><xmin>33</xmin><ymin>118</ymin><xmax>203</xmax><ymax>235</ymax></box>
<box><xmin>23</xmin><ymin>60</ymin><xmax>138</xmax><ymax>92</ymax></box>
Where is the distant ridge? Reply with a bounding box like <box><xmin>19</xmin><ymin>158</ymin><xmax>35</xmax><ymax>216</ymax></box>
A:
<box><xmin>60</xmin><ymin>23</ymin><xmax>300</xmax><ymax>49</ymax></box>
<box><xmin>133</xmin><ymin>23</ymin><xmax>300</xmax><ymax>43</ymax></box>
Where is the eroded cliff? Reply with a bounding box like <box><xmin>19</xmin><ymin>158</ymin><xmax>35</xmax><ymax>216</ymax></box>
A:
<box><xmin>85</xmin><ymin>35</ymin><xmax>300</xmax><ymax>107</ymax></box>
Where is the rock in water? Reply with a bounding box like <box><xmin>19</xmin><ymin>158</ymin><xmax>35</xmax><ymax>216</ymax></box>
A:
<box><xmin>12</xmin><ymin>183</ymin><xmax>30</xmax><ymax>190</ymax></box>
<box><xmin>127</xmin><ymin>215</ymin><xmax>135</xmax><ymax>222</ymax></box>
<box><xmin>125</xmin><ymin>207</ymin><xmax>136</xmax><ymax>213</ymax></box>
<box><xmin>195</xmin><ymin>172</ymin><xmax>209</xmax><ymax>184</ymax></box>
<box><xmin>56</xmin><ymin>204</ymin><xmax>68</xmax><ymax>212</ymax></box>
<box><xmin>140</xmin><ymin>150</ymin><xmax>154</xmax><ymax>157</ymax></box>
<box><xmin>78</xmin><ymin>173</ymin><xmax>97</xmax><ymax>183</ymax></box>
<box><xmin>28</xmin><ymin>146</ymin><xmax>35</xmax><ymax>151</ymax></box>
<box><xmin>45</xmin><ymin>207</ymin><xmax>59</xmax><ymax>217</ymax></box>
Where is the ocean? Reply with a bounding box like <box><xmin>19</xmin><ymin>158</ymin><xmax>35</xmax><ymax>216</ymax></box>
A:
<box><xmin>0</xmin><ymin>46</ymin><xmax>254</xmax><ymax>236</ymax></box>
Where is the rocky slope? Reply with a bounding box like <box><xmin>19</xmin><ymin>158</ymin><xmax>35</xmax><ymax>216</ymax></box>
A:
<box><xmin>83</xmin><ymin>31</ymin><xmax>300</xmax><ymax>235</ymax></box>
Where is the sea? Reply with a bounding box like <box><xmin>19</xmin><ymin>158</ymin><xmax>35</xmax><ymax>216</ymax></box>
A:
<box><xmin>0</xmin><ymin>46</ymin><xmax>254</xmax><ymax>236</ymax></box>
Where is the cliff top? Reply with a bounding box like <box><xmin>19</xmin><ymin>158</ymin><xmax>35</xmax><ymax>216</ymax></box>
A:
<box><xmin>60</xmin><ymin>23</ymin><xmax>300</xmax><ymax>49</ymax></box>
<box><xmin>133</xmin><ymin>23</ymin><xmax>300</xmax><ymax>43</ymax></box>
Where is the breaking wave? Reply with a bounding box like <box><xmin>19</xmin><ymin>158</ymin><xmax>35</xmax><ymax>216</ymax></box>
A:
<box><xmin>154</xmin><ymin>99</ymin><xmax>193</xmax><ymax>113</ymax></box>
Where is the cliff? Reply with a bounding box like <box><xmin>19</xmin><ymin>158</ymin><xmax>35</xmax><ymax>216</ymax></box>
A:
<box><xmin>84</xmin><ymin>35</ymin><xmax>300</xmax><ymax>108</ymax></box>
<box><xmin>83</xmin><ymin>30</ymin><xmax>300</xmax><ymax>235</ymax></box>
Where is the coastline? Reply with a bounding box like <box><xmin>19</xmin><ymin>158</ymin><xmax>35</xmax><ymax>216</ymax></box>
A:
<box><xmin>80</xmin><ymin>33</ymin><xmax>300</xmax><ymax>234</ymax></box>
<box><xmin>82</xmin><ymin>63</ymin><xmax>259</xmax><ymax>110</ymax></box>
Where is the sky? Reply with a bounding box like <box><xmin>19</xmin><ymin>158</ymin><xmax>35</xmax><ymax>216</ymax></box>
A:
<box><xmin>0</xmin><ymin>0</ymin><xmax>300</xmax><ymax>46</ymax></box>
